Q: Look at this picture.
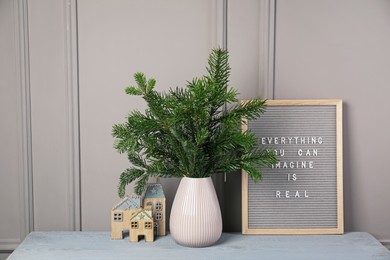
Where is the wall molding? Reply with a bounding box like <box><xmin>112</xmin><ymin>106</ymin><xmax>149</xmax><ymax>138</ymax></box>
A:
<box><xmin>222</xmin><ymin>0</ymin><xmax>228</xmax><ymax>49</ymax></box>
<box><xmin>0</xmin><ymin>239</ymin><xmax>22</xmax><ymax>251</ymax></box>
<box><xmin>258</xmin><ymin>0</ymin><xmax>276</xmax><ymax>99</ymax></box>
<box><xmin>64</xmin><ymin>0</ymin><xmax>81</xmax><ymax>231</ymax></box>
<box><xmin>16</xmin><ymin>0</ymin><xmax>33</xmax><ymax>244</ymax></box>
<box><xmin>0</xmin><ymin>0</ymin><xmax>33</xmax><ymax>251</ymax></box>
<box><xmin>210</xmin><ymin>0</ymin><xmax>224</xmax><ymax>49</ymax></box>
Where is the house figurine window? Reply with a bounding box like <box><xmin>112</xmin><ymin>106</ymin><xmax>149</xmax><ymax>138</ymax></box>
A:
<box><xmin>156</xmin><ymin>212</ymin><xmax>162</xmax><ymax>221</ymax></box>
<box><xmin>155</xmin><ymin>202</ymin><xmax>162</xmax><ymax>211</ymax></box>
<box><xmin>131</xmin><ymin>221</ymin><xmax>138</xmax><ymax>229</ymax></box>
<box><xmin>146</xmin><ymin>201</ymin><xmax>153</xmax><ymax>207</ymax></box>
<box><xmin>113</xmin><ymin>212</ymin><xmax>122</xmax><ymax>222</ymax></box>
<box><xmin>145</xmin><ymin>222</ymin><xmax>152</xmax><ymax>229</ymax></box>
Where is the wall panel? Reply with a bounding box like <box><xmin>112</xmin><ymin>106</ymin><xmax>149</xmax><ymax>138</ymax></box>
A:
<box><xmin>274</xmin><ymin>0</ymin><xmax>390</xmax><ymax>241</ymax></box>
<box><xmin>28</xmin><ymin>0</ymin><xmax>75</xmax><ymax>231</ymax></box>
<box><xmin>2</xmin><ymin>0</ymin><xmax>389</xmax><ymax>246</ymax></box>
<box><xmin>78</xmin><ymin>0</ymin><xmax>222</xmax><ymax>231</ymax></box>
<box><xmin>0</xmin><ymin>0</ymin><xmax>31</xmax><ymax>250</ymax></box>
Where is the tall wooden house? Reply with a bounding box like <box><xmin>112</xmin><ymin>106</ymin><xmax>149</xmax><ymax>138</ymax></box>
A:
<box><xmin>143</xmin><ymin>183</ymin><xmax>166</xmax><ymax>236</ymax></box>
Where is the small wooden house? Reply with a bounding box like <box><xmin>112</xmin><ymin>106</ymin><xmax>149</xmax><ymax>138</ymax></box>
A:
<box><xmin>129</xmin><ymin>208</ymin><xmax>154</xmax><ymax>242</ymax></box>
<box><xmin>111</xmin><ymin>195</ymin><xmax>142</xmax><ymax>240</ymax></box>
<box><xmin>111</xmin><ymin>183</ymin><xmax>166</xmax><ymax>242</ymax></box>
<box><xmin>143</xmin><ymin>183</ymin><xmax>166</xmax><ymax>236</ymax></box>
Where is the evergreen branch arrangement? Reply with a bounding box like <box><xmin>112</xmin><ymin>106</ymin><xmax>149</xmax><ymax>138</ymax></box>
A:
<box><xmin>113</xmin><ymin>48</ymin><xmax>277</xmax><ymax>197</ymax></box>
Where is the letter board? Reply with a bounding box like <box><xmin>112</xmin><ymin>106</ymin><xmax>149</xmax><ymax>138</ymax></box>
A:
<box><xmin>242</xmin><ymin>100</ymin><xmax>343</xmax><ymax>234</ymax></box>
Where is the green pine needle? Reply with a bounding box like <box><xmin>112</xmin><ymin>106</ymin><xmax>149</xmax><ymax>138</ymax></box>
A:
<box><xmin>113</xmin><ymin>48</ymin><xmax>278</xmax><ymax>197</ymax></box>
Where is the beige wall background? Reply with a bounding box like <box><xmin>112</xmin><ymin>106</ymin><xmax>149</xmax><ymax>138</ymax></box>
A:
<box><xmin>1</xmin><ymin>0</ymin><xmax>389</xmax><ymax>253</ymax></box>
<box><xmin>274</xmin><ymin>0</ymin><xmax>390</xmax><ymax>242</ymax></box>
<box><xmin>77</xmin><ymin>0</ymin><xmax>223</xmax><ymax>231</ymax></box>
<box><xmin>0</xmin><ymin>0</ymin><xmax>30</xmax><ymax>253</ymax></box>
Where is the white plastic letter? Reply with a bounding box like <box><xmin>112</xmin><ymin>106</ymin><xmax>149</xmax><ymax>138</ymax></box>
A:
<box><xmin>292</xmin><ymin>174</ymin><xmax>297</xmax><ymax>181</ymax></box>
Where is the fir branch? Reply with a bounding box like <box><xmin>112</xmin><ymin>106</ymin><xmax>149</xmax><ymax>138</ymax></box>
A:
<box><xmin>206</xmin><ymin>48</ymin><xmax>230</xmax><ymax>90</ymax></box>
<box><xmin>125</xmin><ymin>86</ymin><xmax>143</xmax><ymax>95</ymax></box>
<box><xmin>134</xmin><ymin>72</ymin><xmax>148</xmax><ymax>93</ymax></box>
<box><xmin>134</xmin><ymin>173</ymin><xmax>150</xmax><ymax>195</ymax></box>
<box><xmin>112</xmin><ymin>47</ymin><xmax>278</xmax><ymax>196</ymax></box>
<box><xmin>118</xmin><ymin>168</ymin><xmax>145</xmax><ymax>198</ymax></box>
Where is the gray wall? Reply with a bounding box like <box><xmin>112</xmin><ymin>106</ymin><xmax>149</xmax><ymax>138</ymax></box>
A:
<box><xmin>0</xmin><ymin>0</ymin><xmax>22</xmax><ymax>246</ymax></box>
<box><xmin>0</xmin><ymin>0</ymin><xmax>30</xmax><ymax>251</ymax></box>
<box><xmin>274</xmin><ymin>0</ymin><xmax>390</xmax><ymax>242</ymax></box>
<box><xmin>77</xmin><ymin>0</ymin><xmax>222</xmax><ymax>231</ymax></box>
<box><xmin>28</xmin><ymin>0</ymin><xmax>76</xmax><ymax>232</ymax></box>
<box><xmin>1</xmin><ymin>0</ymin><xmax>390</xmax><ymax>251</ymax></box>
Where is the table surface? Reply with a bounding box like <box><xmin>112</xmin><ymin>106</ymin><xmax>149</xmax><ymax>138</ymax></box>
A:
<box><xmin>8</xmin><ymin>232</ymin><xmax>390</xmax><ymax>260</ymax></box>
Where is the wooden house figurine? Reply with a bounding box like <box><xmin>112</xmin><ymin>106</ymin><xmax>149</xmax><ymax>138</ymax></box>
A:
<box><xmin>111</xmin><ymin>183</ymin><xmax>166</xmax><ymax>242</ymax></box>
<box><xmin>143</xmin><ymin>183</ymin><xmax>166</xmax><ymax>236</ymax></box>
<box><xmin>129</xmin><ymin>208</ymin><xmax>154</xmax><ymax>242</ymax></box>
<box><xmin>111</xmin><ymin>195</ymin><xmax>142</xmax><ymax>240</ymax></box>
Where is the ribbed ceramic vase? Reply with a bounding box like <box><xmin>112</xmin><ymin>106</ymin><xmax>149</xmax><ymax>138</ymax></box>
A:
<box><xmin>169</xmin><ymin>177</ymin><xmax>222</xmax><ymax>247</ymax></box>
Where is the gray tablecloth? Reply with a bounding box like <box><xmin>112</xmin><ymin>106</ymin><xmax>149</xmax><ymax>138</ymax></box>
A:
<box><xmin>8</xmin><ymin>232</ymin><xmax>390</xmax><ymax>260</ymax></box>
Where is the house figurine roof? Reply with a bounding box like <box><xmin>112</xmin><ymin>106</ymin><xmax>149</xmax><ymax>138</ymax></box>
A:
<box><xmin>130</xmin><ymin>208</ymin><xmax>153</xmax><ymax>221</ymax></box>
<box><xmin>112</xmin><ymin>195</ymin><xmax>142</xmax><ymax>211</ymax></box>
<box><xmin>144</xmin><ymin>183</ymin><xmax>165</xmax><ymax>199</ymax></box>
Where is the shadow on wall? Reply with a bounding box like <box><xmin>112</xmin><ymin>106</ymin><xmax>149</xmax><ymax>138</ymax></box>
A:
<box><xmin>159</xmin><ymin>177</ymin><xmax>181</xmax><ymax>232</ymax></box>
<box><xmin>213</xmin><ymin>171</ymin><xmax>242</xmax><ymax>233</ymax></box>
<box><xmin>342</xmin><ymin>102</ymin><xmax>353</xmax><ymax>233</ymax></box>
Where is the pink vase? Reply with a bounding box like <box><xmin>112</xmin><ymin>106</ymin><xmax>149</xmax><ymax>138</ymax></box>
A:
<box><xmin>169</xmin><ymin>177</ymin><xmax>222</xmax><ymax>247</ymax></box>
